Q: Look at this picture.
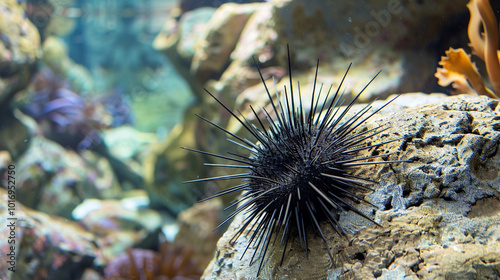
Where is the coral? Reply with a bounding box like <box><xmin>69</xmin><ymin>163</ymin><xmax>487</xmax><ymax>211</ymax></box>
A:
<box><xmin>0</xmin><ymin>0</ymin><xmax>40</xmax><ymax>106</ymax></box>
<box><xmin>0</xmin><ymin>188</ymin><xmax>99</xmax><ymax>280</ymax></box>
<box><xmin>21</xmin><ymin>68</ymin><xmax>112</xmax><ymax>150</ymax></box>
<box><xmin>435</xmin><ymin>0</ymin><xmax>500</xmax><ymax>99</ymax></box>
<box><xmin>104</xmin><ymin>241</ymin><xmax>203</xmax><ymax>280</ymax></box>
<box><xmin>20</xmin><ymin>69</ymin><xmax>144</xmax><ymax>187</ymax></box>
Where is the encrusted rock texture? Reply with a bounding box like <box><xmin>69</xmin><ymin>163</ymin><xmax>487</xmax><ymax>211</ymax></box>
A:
<box><xmin>202</xmin><ymin>94</ymin><xmax>500</xmax><ymax>280</ymax></box>
<box><xmin>156</xmin><ymin>0</ymin><xmax>470</xmax><ymax>101</ymax></box>
<box><xmin>0</xmin><ymin>188</ymin><xmax>98</xmax><ymax>280</ymax></box>
<box><xmin>0</xmin><ymin>0</ymin><xmax>40</xmax><ymax>106</ymax></box>
<box><xmin>151</xmin><ymin>0</ymin><xmax>473</xmax><ymax>213</ymax></box>
<box><xmin>13</xmin><ymin>135</ymin><xmax>122</xmax><ymax>219</ymax></box>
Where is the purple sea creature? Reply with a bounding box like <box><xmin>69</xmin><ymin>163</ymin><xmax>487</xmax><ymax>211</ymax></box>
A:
<box><xmin>21</xmin><ymin>69</ymin><xmax>144</xmax><ymax>187</ymax></box>
<box><xmin>22</xmin><ymin>69</ymin><xmax>111</xmax><ymax>150</ymax></box>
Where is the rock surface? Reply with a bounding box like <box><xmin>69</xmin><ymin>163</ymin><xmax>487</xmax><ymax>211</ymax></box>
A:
<box><xmin>156</xmin><ymin>0</ymin><xmax>470</xmax><ymax>102</ymax></box>
<box><xmin>0</xmin><ymin>188</ymin><xmax>99</xmax><ymax>280</ymax></box>
<box><xmin>174</xmin><ymin>199</ymin><xmax>223</xmax><ymax>271</ymax></box>
<box><xmin>151</xmin><ymin>0</ymin><xmax>474</xmax><ymax>214</ymax></box>
<box><xmin>41</xmin><ymin>37</ymin><xmax>93</xmax><ymax>93</ymax></box>
<box><xmin>15</xmin><ymin>135</ymin><xmax>121</xmax><ymax>218</ymax></box>
<box><xmin>74</xmin><ymin>195</ymin><xmax>163</xmax><ymax>262</ymax></box>
<box><xmin>201</xmin><ymin>94</ymin><xmax>500</xmax><ymax>279</ymax></box>
<box><xmin>190</xmin><ymin>3</ymin><xmax>264</xmax><ymax>85</ymax></box>
<box><xmin>0</xmin><ymin>0</ymin><xmax>40</xmax><ymax>106</ymax></box>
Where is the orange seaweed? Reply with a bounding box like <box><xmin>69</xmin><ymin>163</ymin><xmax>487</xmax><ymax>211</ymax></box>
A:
<box><xmin>436</xmin><ymin>0</ymin><xmax>500</xmax><ymax>99</ymax></box>
<box><xmin>435</xmin><ymin>48</ymin><xmax>494</xmax><ymax>97</ymax></box>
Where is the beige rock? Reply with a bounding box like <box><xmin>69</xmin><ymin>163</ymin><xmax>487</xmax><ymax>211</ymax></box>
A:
<box><xmin>191</xmin><ymin>3</ymin><xmax>263</xmax><ymax>84</ymax></box>
<box><xmin>0</xmin><ymin>0</ymin><xmax>40</xmax><ymax>105</ymax></box>
<box><xmin>15</xmin><ymin>135</ymin><xmax>121</xmax><ymax>218</ymax></box>
<box><xmin>175</xmin><ymin>199</ymin><xmax>223</xmax><ymax>272</ymax></box>
<box><xmin>0</xmin><ymin>188</ymin><xmax>98</xmax><ymax>280</ymax></box>
<box><xmin>181</xmin><ymin>0</ymin><xmax>470</xmax><ymax>102</ymax></box>
<box><xmin>151</xmin><ymin>0</ymin><xmax>475</xmax><ymax>216</ymax></box>
<box><xmin>202</xmin><ymin>94</ymin><xmax>500</xmax><ymax>279</ymax></box>
<box><xmin>41</xmin><ymin>37</ymin><xmax>93</xmax><ymax>93</ymax></box>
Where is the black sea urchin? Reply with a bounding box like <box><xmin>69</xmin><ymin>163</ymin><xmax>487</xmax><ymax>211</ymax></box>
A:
<box><xmin>183</xmin><ymin>47</ymin><xmax>405</xmax><ymax>275</ymax></box>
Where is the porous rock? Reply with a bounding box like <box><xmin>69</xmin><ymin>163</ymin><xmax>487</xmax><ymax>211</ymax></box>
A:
<box><xmin>151</xmin><ymin>0</ymin><xmax>474</xmax><ymax>209</ymax></box>
<box><xmin>0</xmin><ymin>0</ymin><xmax>40</xmax><ymax>106</ymax></box>
<box><xmin>74</xmin><ymin>196</ymin><xmax>163</xmax><ymax>262</ymax></box>
<box><xmin>159</xmin><ymin>0</ymin><xmax>470</xmax><ymax>103</ymax></box>
<box><xmin>174</xmin><ymin>199</ymin><xmax>223</xmax><ymax>272</ymax></box>
<box><xmin>191</xmin><ymin>3</ymin><xmax>263</xmax><ymax>84</ymax></box>
<box><xmin>0</xmin><ymin>110</ymin><xmax>31</xmax><ymax>159</ymax></box>
<box><xmin>0</xmin><ymin>188</ymin><xmax>98</xmax><ymax>280</ymax></box>
<box><xmin>14</xmin><ymin>135</ymin><xmax>121</xmax><ymax>219</ymax></box>
<box><xmin>202</xmin><ymin>94</ymin><xmax>500</xmax><ymax>279</ymax></box>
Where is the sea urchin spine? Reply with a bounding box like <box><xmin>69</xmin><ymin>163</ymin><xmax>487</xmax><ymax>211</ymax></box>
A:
<box><xmin>183</xmin><ymin>46</ymin><xmax>406</xmax><ymax>276</ymax></box>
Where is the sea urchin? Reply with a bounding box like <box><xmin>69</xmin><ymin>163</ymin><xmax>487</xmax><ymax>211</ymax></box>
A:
<box><xmin>183</xmin><ymin>46</ymin><xmax>406</xmax><ymax>275</ymax></box>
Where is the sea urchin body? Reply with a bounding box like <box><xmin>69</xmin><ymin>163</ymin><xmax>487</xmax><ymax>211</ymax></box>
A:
<box><xmin>184</xmin><ymin>47</ymin><xmax>406</xmax><ymax>275</ymax></box>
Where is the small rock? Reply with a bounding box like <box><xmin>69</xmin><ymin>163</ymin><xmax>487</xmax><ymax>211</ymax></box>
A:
<box><xmin>175</xmin><ymin>199</ymin><xmax>223</xmax><ymax>271</ymax></box>
<box><xmin>0</xmin><ymin>188</ymin><xmax>98</xmax><ymax>280</ymax></box>
<box><xmin>14</xmin><ymin>135</ymin><xmax>121</xmax><ymax>218</ymax></box>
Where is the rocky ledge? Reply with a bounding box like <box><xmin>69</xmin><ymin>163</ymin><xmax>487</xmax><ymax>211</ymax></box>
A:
<box><xmin>202</xmin><ymin>93</ymin><xmax>500</xmax><ymax>280</ymax></box>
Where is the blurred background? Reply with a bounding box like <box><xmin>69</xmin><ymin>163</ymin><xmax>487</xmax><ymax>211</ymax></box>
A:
<box><xmin>0</xmin><ymin>0</ymin><xmax>498</xmax><ymax>279</ymax></box>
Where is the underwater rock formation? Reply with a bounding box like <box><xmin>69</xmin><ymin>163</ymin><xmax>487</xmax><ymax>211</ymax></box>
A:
<box><xmin>0</xmin><ymin>0</ymin><xmax>40</xmax><ymax>107</ymax></box>
<box><xmin>74</xmin><ymin>196</ymin><xmax>163</xmax><ymax>262</ymax></box>
<box><xmin>41</xmin><ymin>37</ymin><xmax>93</xmax><ymax>94</ymax></box>
<box><xmin>154</xmin><ymin>6</ymin><xmax>217</xmax><ymax>97</ymax></box>
<box><xmin>0</xmin><ymin>188</ymin><xmax>98</xmax><ymax>280</ymax></box>
<box><xmin>14</xmin><ymin>135</ymin><xmax>121</xmax><ymax>218</ymax></box>
<box><xmin>150</xmin><ymin>0</ymin><xmax>475</xmax><ymax>215</ymax></box>
<box><xmin>174</xmin><ymin>199</ymin><xmax>223</xmax><ymax>272</ymax></box>
<box><xmin>212</xmin><ymin>0</ymin><xmax>471</xmax><ymax>101</ymax></box>
<box><xmin>202</xmin><ymin>94</ymin><xmax>500</xmax><ymax>279</ymax></box>
<box><xmin>156</xmin><ymin>0</ymin><xmax>470</xmax><ymax>102</ymax></box>
<box><xmin>0</xmin><ymin>7</ymin><xmax>47</xmax><ymax>176</ymax></box>
<box><xmin>190</xmin><ymin>3</ymin><xmax>264</xmax><ymax>86</ymax></box>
